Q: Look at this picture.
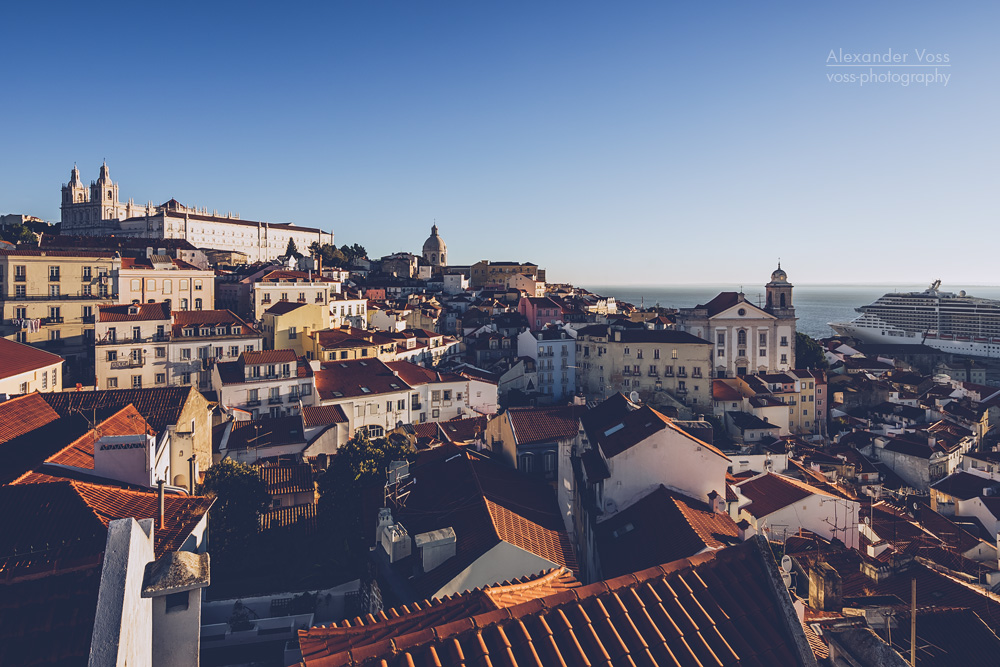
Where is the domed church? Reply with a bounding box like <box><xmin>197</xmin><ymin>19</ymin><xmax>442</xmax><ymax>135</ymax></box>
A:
<box><xmin>422</xmin><ymin>224</ymin><xmax>447</xmax><ymax>267</ymax></box>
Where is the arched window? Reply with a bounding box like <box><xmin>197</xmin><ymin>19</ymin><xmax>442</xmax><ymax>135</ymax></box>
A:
<box><xmin>780</xmin><ymin>293</ymin><xmax>786</xmax><ymax>308</ymax></box>
<box><xmin>543</xmin><ymin>451</ymin><xmax>557</xmax><ymax>474</ymax></box>
<box><xmin>519</xmin><ymin>452</ymin><xmax>534</xmax><ymax>473</ymax></box>
<box><xmin>737</xmin><ymin>330</ymin><xmax>747</xmax><ymax>346</ymax></box>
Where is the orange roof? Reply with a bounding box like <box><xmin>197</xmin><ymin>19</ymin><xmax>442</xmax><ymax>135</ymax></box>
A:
<box><xmin>737</xmin><ymin>472</ymin><xmax>838</xmax><ymax>518</ymax></box>
<box><xmin>171</xmin><ymin>309</ymin><xmax>257</xmax><ymax>336</ymax></box>
<box><xmin>98</xmin><ymin>302</ymin><xmax>171</xmax><ymax>322</ymax></box>
<box><xmin>0</xmin><ymin>393</ymin><xmax>60</xmax><ymax>445</ymax></box>
<box><xmin>507</xmin><ymin>404</ymin><xmax>586</xmax><ymax>446</ymax></box>
<box><xmin>301</xmin><ymin>405</ymin><xmax>349</xmax><ymax>426</ymax></box>
<box><xmin>298</xmin><ymin>537</ymin><xmax>814</xmax><ymax>667</ymax></box>
<box><xmin>0</xmin><ymin>338</ymin><xmax>63</xmax><ymax>382</ymax></box>
<box><xmin>299</xmin><ymin>567</ymin><xmax>578</xmax><ymax>661</ymax></box>
<box><xmin>713</xmin><ymin>379</ymin><xmax>744</xmax><ymax>401</ymax></box>
<box><xmin>243</xmin><ymin>349</ymin><xmax>298</xmax><ymax>365</ymax></box>
<box><xmin>384</xmin><ymin>360</ymin><xmax>463</xmax><ymax>386</ymax></box>
<box><xmin>16</xmin><ymin>405</ymin><xmax>155</xmax><ymax>478</ymax></box>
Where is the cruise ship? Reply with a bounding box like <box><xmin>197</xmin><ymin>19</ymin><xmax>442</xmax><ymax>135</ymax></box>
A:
<box><xmin>829</xmin><ymin>281</ymin><xmax>1000</xmax><ymax>359</ymax></box>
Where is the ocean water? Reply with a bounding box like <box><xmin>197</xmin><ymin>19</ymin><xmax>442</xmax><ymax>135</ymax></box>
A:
<box><xmin>584</xmin><ymin>284</ymin><xmax>1000</xmax><ymax>339</ymax></box>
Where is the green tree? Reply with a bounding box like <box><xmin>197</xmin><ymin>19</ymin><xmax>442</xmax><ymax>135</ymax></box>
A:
<box><xmin>197</xmin><ymin>458</ymin><xmax>271</xmax><ymax>555</ymax></box>
<box><xmin>309</xmin><ymin>242</ymin><xmax>349</xmax><ymax>268</ymax></box>
<box><xmin>285</xmin><ymin>238</ymin><xmax>299</xmax><ymax>258</ymax></box>
<box><xmin>0</xmin><ymin>223</ymin><xmax>38</xmax><ymax>245</ymax></box>
<box><xmin>317</xmin><ymin>433</ymin><xmax>412</xmax><ymax>561</ymax></box>
<box><xmin>795</xmin><ymin>331</ymin><xmax>829</xmax><ymax>370</ymax></box>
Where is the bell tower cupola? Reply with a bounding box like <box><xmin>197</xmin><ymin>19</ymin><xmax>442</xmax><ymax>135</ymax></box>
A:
<box><xmin>765</xmin><ymin>262</ymin><xmax>794</xmax><ymax>315</ymax></box>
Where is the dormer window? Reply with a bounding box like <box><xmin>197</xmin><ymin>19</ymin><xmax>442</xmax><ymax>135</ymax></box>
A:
<box><xmin>230</xmin><ymin>325</ymin><xmax>239</xmax><ymax>335</ymax></box>
<box><xmin>128</xmin><ymin>306</ymin><xmax>139</xmax><ymax>315</ymax></box>
<box><xmin>200</xmin><ymin>327</ymin><xmax>210</xmax><ymax>336</ymax></box>
<box><xmin>183</xmin><ymin>328</ymin><xmax>194</xmax><ymax>337</ymax></box>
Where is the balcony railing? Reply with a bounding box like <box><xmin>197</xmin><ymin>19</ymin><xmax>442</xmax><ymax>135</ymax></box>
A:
<box><xmin>5</xmin><ymin>293</ymin><xmax>117</xmax><ymax>302</ymax></box>
<box><xmin>268</xmin><ymin>397</ymin><xmax>283</xmax><ymax>405</ymax></box>
<box><xmin>42</xmin><ymin>316</ymin><xmax>64</xmax><ymax>325</ymax></box>
<box><xmin>96</xmin><ymin>333</ymin><xmax>169</xmax><ymax>345</ymax></box>
<box><xmin>246</xmin><ymin>400</ymin><xmax>261</xmax><ymax>407</ymax></box>
<box><xmin>82</xmin><ymin>315</ymin><xmax>95</xmax><ymax>324</ymax></box>
<box><xmin>111</xmin><ymin>359</ymin><xmax>144</xmax><ymax>369</ymax></box>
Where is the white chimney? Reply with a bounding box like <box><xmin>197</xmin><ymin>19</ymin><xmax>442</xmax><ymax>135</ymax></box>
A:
<box><xmin>414</xmin><ymin>527</ymin><xmax>457</xmax><ymax>572</ymax></box>
<box><xmin>381</xmin><ymin>523</ymin><xmax>412</xmax><ymax>563</ymax></box>
<box><xmin>376</xmin><ymin>507</ymin><xmax>393</xmax><ymax>546</ymax></box>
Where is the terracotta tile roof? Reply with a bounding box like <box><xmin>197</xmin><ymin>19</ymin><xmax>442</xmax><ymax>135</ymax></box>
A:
<box><xmin>0</xmin><ymin>565</ymin><xmax>103</xmax><ymax>666</ymax></box>
<box><xmin>384</xmin><ymin>360</ymin><xmax>463</xmax><ymax>386</ymax></box>
<box><xmin>300</xmin><ymin>537</ymin><xmax>815</xmax><ymax>667</ymax></box>
<box><xmin>224</xmin><ymin>416</ymin><xmax>305</xmax><ymax>451</ymax></box>
<box><xmin>243</xmin><ymin>349</ymin><xmax>299</xmax><ymax>365</ymax></box>
<box><xmin>596</xmin><ymin>485</ymin><xmax>739</xmax><ymax>578</ymax></box>
<box><xmin>930</xmin><ymin>470</ymin><xmax>996</xmax><ymax>500</ymax></box>
<box><xmin>257</xmin><ymin>463</ymin><xmax>314</xmax><ymax>496</ymax></box>
<box><xmin>713</xmin><ymin>380</ymin><xmax>744</xmax><ymax>401</ymax></box>
<box><xmin>302</xmin><ymin>404</ymin><xmax>349</xmax><ymax>427</ymax></box>
<box><xmin>583</xmin><ymin>394</ymin><xmax>729</xmax><ymax>461</ymax></box>
<box><xmin>260</xmin><ymin>503</ymin><xmax>318</xmax><ymax>532</ymax></box>
<box><xmin>98</xmin><ymin>302</ymin><xmax>171</xmax><ymax>322</ymax></box>
<box><xmin>264</xmin><ymin>301</ymin><xmax>308</xmax><ymax>315</ymax></box>
<box><xmin>0</xmin><ymin>339</ymin><xmax>63</xmax><ymax>384</ymax></box>
<box><xmin>736</xmin><ymin>472</ymin><xmax>837</xmax><ymax>518</ymax></box>
<box><xmin>0</xmin><ymin>393</ymin><xmax>60</xmax><ymax>445</ymax></box>
<box><xmin>22</xmin><ymin>404</ymin><xmax>154</xmax><ymax>476</ymax></box>
<box><xmin>40</xmin><ymin>386</ymin><xmax>194</xmax><ymax>433</ymax></box>
<box><xmin>0</xmin><ymin>481</ymin><xmax>213</xmax><ymax>579</ymax></box>
<box><xmin>506</xmin><ymin>404</ymin><xmax>586</xmax><ymax>446</ymax></box>
<box><xmin>408</xmin><ymin>416</ymin><xmax>487</xmax><ymax>444</ymax></box>
<box><xmin>299</xmin><ymin>568</ymin><xmax>578</xmax><ymax>661</ymax></box>
<box><xmin>171</xmin><ymin>309</ymin><xmax>257</xmax><ymax>337</ymax></box>
<box><xmin>377</xmin><ymin>446</ymin><xmax>577</xmax><ymax>600</ymax></box>
<box><xmin>314</xmin><ymin>359</ymin><xmax>412</xmax><ymax>400</ymax></box>
<box><xmin>0</xmin><ymin>413</ymin><xmax>93</xmax><ymax>485</ymax></box>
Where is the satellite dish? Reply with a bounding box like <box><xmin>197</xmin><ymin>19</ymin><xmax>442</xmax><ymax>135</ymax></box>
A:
<box><xmin>781</xmin><ymin>572</ymin><xmax>792</xmax><ymax>588</ymax></box>
<box><xmin>913</xmin><ymin>502</ymin><xmax>920</xmax><ymax>511</ymax></box>
<box><xmin>781</xmin><ymin>555</ymin><xmax>792</xmax><ymax>573</ymax></box>
<box><xmin>629</xmin><ymin>391</ymin><xmax>640</xmax><ymax>403</ymax></box>
<box><xmin>864</xmin><ymin>516</ymin><xmax>871</xmax><ymax>526</ymax></box>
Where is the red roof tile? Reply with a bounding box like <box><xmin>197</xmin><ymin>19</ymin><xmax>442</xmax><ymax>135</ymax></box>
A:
<box><xmin>737</xmin><ymin>472</ymin><xmax>836</xmax><ymax>518</ymax></box>
<box><xmin>260</xmin><ymin>503</ymin><xmax>318</xmax><ymax>532</ymax></box>
<box><xmin>171</xmin><ymin>309</ymin><xmax>257</xmax><ymax>337</ymax></box>
<box><xmin>257</xmin><ymin>463</ymin><xmax>314</xmax><ymax>496</ymax></box>
<box><xmin>98</xmin><ymin>302</ymin><xmax>170</xmax><ymax>322</ymax></box>
<box><xmin>0</xmin><ymin>393</ymin><xmax>60</xmax><ymax>445</ymax></box>
<box><xmin>40</xmin><ymin>386</ymin><xmax>196</xmax><ymax>433</ymax></box>
<box><xmin>301</xmin><ymin>405</ymin><xmax>349</xmax><ymax>426</ymax></box>
<box><xmin>0</xmin><ymin>339</ymin><xmax>63</xmax><ymax>382</ymax></box>
<box><xmin>506</xmin><ymin>404</ymin><xmax>586</xmax><ymax>446</ymax></box>
<box><xmin>299</xmin><ymin>537</ymin><xmax>814</xmax><ymax>667</ymax></box>
<box><xmin>596</xmin><ymin>485</ymin><xmax>740</xmax><ymax>578</ymax></box>
<box><xmin>243</xmin><ymin>349</ymin><xmax>298</xmax><ymax>365</ymax></box>
<box><xmin>384</xmin><ymin>360</ymin><xmax>463</xmax><ymax>386</ymax></box>
<box><xmin>314</xmin><ymin>359</ymin><xmax>412</xmax><ymax>400</ymax></box>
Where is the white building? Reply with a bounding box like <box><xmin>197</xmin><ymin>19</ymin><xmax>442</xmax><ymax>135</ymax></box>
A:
<box><xmin>213</xmin><ymin>349</ymin><xmax>316</xmax><ymax>419</ymax></box>
<box><xmin>116</xmin><ymin>254</ymin><xmax>215</xmax><ymax>311</ymax></box>
<box><xmin>0</xmin><ymin>337</ymin><xmax>63</xmax><ymax>395</ymax></box>
<box><xmin>95</xmin><ymin>304</ymin><xmax>262</xmax><ymax>391</ymax></box>
<box><xmin>60</xmin><ymin>163</ymin><xmax>333</xmax><ymax>262</ymax></box>
<box><xmin>675</xmin><ymin>265</ymin><xmax>797</xmax><ymax>378</ymax></box>
<box><xmin>314</xmin><ymin>359</ymin><xmax>413</xmax><ymax>438</ymax></box>
<box><xmin>251</xmin><ymin>269</ymin><xmax>337</xmax><ymax>321</ymax></box>
<box><xmin>385</xmin><ymin>360</ymin><xmax>498</xmax><ymax>422</ymax></box>
<box><xmin>329</xmin><ymin>290</ymin><xmax>368</xmax><ymax>328</ymax></box>
<box><xmin>516</xmin><ymin>326</ymin><xmax>576</xmax><ymax>402</ymax></box>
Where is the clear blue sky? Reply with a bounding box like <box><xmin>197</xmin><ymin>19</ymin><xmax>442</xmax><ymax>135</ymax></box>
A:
<box><xmin>2</xmin><ymin>1</ymin><xmax>997</xmax><ymax>286</ymax></box>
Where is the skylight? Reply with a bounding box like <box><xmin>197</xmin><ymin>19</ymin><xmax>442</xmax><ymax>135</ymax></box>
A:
<box><xmin>604</xmin><ymin>423</ymin><xmax>625</xmax><ymax>437</ymax></box>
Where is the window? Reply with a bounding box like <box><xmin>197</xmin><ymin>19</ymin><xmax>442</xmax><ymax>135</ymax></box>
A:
<box><xmin>194</xmin><ymin>298</ymin><xmax>202</xmax><ymax>310</ymax></box>
<box><xmin>677</xmin><ymin>366</ymin><xmax>686</xmax><ymax>377</ymax></box>
<box><xmin>624</xmin><ymin>347</ymin><xmax>630</xmax><ymax>356</ymax></box>
<box><xmin>432</xmin><ymin>390</ymin><xmax>441</xmax><ymax>402</ymax></box>
<box><xmin>99</xmin><ymin>283</ymin><xmax>108</xmax><ymax>297</ymax></box>
<box><xmin>716</xmin><ymin>332</ymin><xmax>725</xmax><ymax>345</ymax></box>
<box><xmin>155</xmin><ymin>373</ymin><xmax>165</xmax><ymax>384</ymax></box>
<box><xmin>397</xmin><ymin>399</ymin><xmax>406</xmax><ymax>410</ymax></box>
<box><xmin>48</xmin><ymin>330</ymin><xmax>61</xmax><ymax>341</ymax></box>
<box><xmin>301</xmin><ymin>383</ymin><xmax>311</xmax><ymax>396</ymax></box>
<box><xmin>654</xmin><ymin>349</ymin><xmax>660</xmax><ymax>359</ymax></box>
<box><xmin>519</xmin><ymin>453</ymin><xmax>534</xmax><ymax>473</ymax></box>
<box><xmin>194</xmin><ymin>280</ymin><xmax>202</xmax><ymax>291</ymax></box>
<box><xmin>14</xmin><ymin>265</ymin><xmax>26</xmax><ymax>281</ymax></box>
<box><xmin>245</xmin><ymin>344</ymin><xmax>255</xmax><ymax>352</ymax></box>
<box><xmin>544</xmin><ymin>451</ymin><xmax>557</xmax><ymax>474</ymax></box>
<box><xmin>155</xmin><ymin>347</ymin><xmax>165</xmax><ymax>358</ymax></box>
<box><xmin>49</xmin><ymin>266</ymin><xmax>60</xmax><ymax>281</ymax></box>
<box><xmin>181</xmin><ymin>348</ymin><xmax>192</xmax><ymax>360</ymax></box>
<box><xmin>165</xmin><ymin>591</ymin><xmax>189</xmax><ymax>613</ymax></box>
<box><xmin>671</xmin><ymin>349</ymin><xmax>678</xmax><ymax>359</ymax></box>
<box><xmin>781</xmin><ymin>354</ymin><xmax>788</xmax><ymax>364</ymax></box>
<box><xmin>180</xmin><ymin>279</ymin><xmax>189</xmax><ymax>290</ymax></box>
<box><xmin>249</xmin><ymin>389</ymin><xmax>259</xmax><ymax>403</ymax></box>
<box><xmin>664</xmin><ymin>365</ymin><xmax>673</xmax><ymax>376</ymax></box>
<box><xmin>737</xmin><ymin>330</ymin><xmax>747</xmax><ymax>346</ymax></box>
<box><xmin>163</xmin><ymin>279</ymin><xmax>172</xmax><ymax>294</ymax></box>
<box><xmin>289</xmin><ymin>326</ymin><xmax>297</xmax><ymax>339</ymax></box>
<box><xmin>19</xmin><ymin>382</ymin><xmax>28</xmax><ymax>393</ymax></box>
<box><xmin>15</xmin><ymin>306</ymin><xmax>26</xmax><ymax>319</ymax></box>
<box><xmin>780</xmin><ymin>336</ymin><xmax>788</xmax><ymax>347</ymax></box>
<box><xmin>41</xmin><ymin>372</ymin><xmax>47</xmax><ymax>389</ymax></box>
<box><xmin>130</xmin><ymin>348</ymin><xmax>141</xmax><ymax>362</ymax></box>
<box><xmin>759</xmin><ymin>332</ymin><xmax>767</xmax><ymax>346</ymax></box>
<box><xmin>443</xmin><ymin>390</ymin><xmax>452</xmax><ymax>401</ymax></box>
<box><xmin>15</xmin><ymin>285</ymin><xmax>25</xmax><ymax>297</ymax></box>
<box><xmin>180</xmin><ymin>298</ymin><xmax>189</xmax><ymax>311</ymax></box>
<box><xmin>130</xmin><ymin>278</ymin><xmax>141</xmax><ymax>291</ymax></box>
<box><xmin>82</xmin><ymin>284</ymin><xmax>92</xmax><ymax>296</ymax></box>
<box><xmin>146</xmin><ymin>279</ymin><xmax>156</xmax><ymax>291</ymax></box>
<box><xmin>132</xmin><ymin>376</ymin><xmax>142</xmax><ymax>388</ymax></box>
<box><xmin>432</xmin><ymin>408</ymin><xmax>440</xmax><ymax>418</ymax></box>
<box><xmin>181</xmin><ymin>372</ymin><xmax>191</xmax><ymax>384</ymax></box>
<box><xmin>49</xmin><ymin>284</ymin><xmax>60</xmax><ymax>297</ymax></box>
<box><xmin>230</xmin><ymin>345</ymin><xmax>239</xmax><ymax>357</ymax></box>
<box><xmin>759</xmin><ymin>349</ymin><xmax>766</xmax><ymax>357</ymax></box>
<box><xmin>107</xmin><ymin>377</ymin><xmax>118</xmax><ymax>389</ymax></box>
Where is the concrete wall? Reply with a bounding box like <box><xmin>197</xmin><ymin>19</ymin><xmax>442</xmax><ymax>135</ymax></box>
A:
<box><xmin>152</xmin><ymin>588</ymin><xmax>202</xmax><ymax>667</ymax></box>
<box><xmin>88</xmin><ymin>518</ymin><xmax>155</xmax><ymax>667</ymax></box>
<box><xmin>602</xmin><ymin>428</ymin><xmax>730</xmax><ymax>517</ymax></box>
<box><xmin>434</xmin><ymin>540</ymin><xmax>559</xmax><ymax>598</ymax></box>
<box><xmin>745</xmin><ymin>492</ymin><xmax>860</xmax><ymax>550</ymax></box>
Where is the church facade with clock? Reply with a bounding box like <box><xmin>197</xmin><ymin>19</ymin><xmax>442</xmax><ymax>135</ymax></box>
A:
<box><xmin>675</xmin><ymin>265</ymin><xmax>797</xmax><ymax>378</ymax></box>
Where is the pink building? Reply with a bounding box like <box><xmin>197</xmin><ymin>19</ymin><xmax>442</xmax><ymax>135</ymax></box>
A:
<box><xmin>517</xmin><ymin>296</ymin><xmax>563</xmax><ymax>329</ymax></box>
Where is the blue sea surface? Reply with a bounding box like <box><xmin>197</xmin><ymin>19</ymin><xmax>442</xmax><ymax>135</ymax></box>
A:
<box><xmin>584</xmin><ymin>284</ymin><xmax>1000</xmax><ymax>339</ymax></box>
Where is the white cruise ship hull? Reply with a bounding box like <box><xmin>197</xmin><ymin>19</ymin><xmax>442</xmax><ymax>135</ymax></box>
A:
<box><xmin>830</xmin><ymin>321</ymin><xmax>1000</xmax><ymax>358</ymax></box>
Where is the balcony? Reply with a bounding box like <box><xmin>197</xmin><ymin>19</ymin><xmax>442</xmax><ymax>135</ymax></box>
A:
<box><xmin>42</xmin><ymin>316</ymin><xmax>64</xmax><ymax>325</ymax></box>
<box><xmin>246</xmin><ymin>400</ymin><xmax>261</xmax><ymax>407</ymax></box>
<box><xmin>49</xmin><ymin>274</ymin><xmax>61</xmax><ymax>282</ymax></box>
<box><xmin>647</xmin><ymin>370</ymin><xmax>659</xmax><ymax>377</ymax></box>
<box><xmin>412</xmin><ymin>402</ymin><xmax>423</xmax><ymax>410</ymax></box>
<box><xmin>14</xmin><ymin>275</ymin><xmax>25</xmax><ymax>282</ymax></box>
<box><xmin>82</xmin><ymin>315</ymin><xmax>95</xmax><ymax>324</ymax></box>
<box><xmin>5</xmin><ymin>293</ymin><xmax>116</xmax><ymax>302</ymax></box>
<box><xmin>268</xmin><ymin>397</ymin><xmax>283</xmax><ymax>405</ymax></box>
<box><xmin>111</xmin><ymin>359</ymin><xmax>144</xmax><ymax>369</ymax></box>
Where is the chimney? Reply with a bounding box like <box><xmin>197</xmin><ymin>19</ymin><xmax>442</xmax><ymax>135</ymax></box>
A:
<box><xmin>808</xmin><ymin>562</ymin><xmax>843</xmax><ymax>612</ymax></box>
<box><xmin>157</xmin><ymin>479</ymin><xmax>166</xmax><ymax>529</ymax></box>
<box><xmin>707</xmin><ymin>490</ymin><xmax>724</xmax><ymax>514</ymax></box>
<box><xmin>737</xmin><ymin>518</ymin><xmax>756</xmax><ymax>541</ymax></box>
<box><xmin>188</xmin><ymin>455</ymin><xmax>197</xmax><ymax>495</ymax></box>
